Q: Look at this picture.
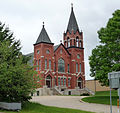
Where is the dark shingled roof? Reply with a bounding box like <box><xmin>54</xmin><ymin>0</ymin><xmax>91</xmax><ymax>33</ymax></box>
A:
<box><xmin>26</xmin><ymin>52</ymin><xmax>34</xmax><ymax>66</ymax></box>
<box><xmin>54</xmin><ymin>43</ymin><xmax>71</xmax><ymax>55</ymax></box>
<box><xmin>67</xmin><ymin>6</ymin><xmax>79</xmax><ymax>34</ymax></box>
<box><xmin>54</xmin><ymin>44</ymin><xmax>60</xmax><ymax>51</ymax></box>
<box><xmin>35</xmin><ymin>25</ymin><xmax>52</xmax><ymax>45</ymax></box>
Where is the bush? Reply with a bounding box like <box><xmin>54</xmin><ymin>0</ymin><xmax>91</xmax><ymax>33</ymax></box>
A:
<box><xmin>80</xmin><ymin>93</ymin><xmax>90</xmax><ymax>96</ymax></box>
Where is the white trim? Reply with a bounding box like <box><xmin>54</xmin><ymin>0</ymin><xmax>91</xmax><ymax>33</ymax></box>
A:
<box><xmin>40</xmin><ymin>71</ymin><xmax>44</xmax><ymax>73</ymax></box>
<box><xmin>63</xmin><ymin>75</ymin><xmax>67</xmax><ymax>78</ymax></box>
<box><xmin>76</xmin><ymin>72</ymin><xmax>81</xmax><ymax>76</ymax></box>
<box><xmin>52</xmin><ymin>72</ymin><xmax>55</xmax><ymax>74</ymax></box>
<box><xmin>41</xmin><ymin>56</ymin><xmax>44</xmax><ymax>58</ymax></box>
<box><xmin>72</xmin><ymin>60</ymin><xmax>75</xmax><ymax>61</ymax></box>
<box><xmin>45</xmin><ymin>69</ymin><xmax>49</xmax><ymax>74</ymax></box>
<box><xmin>71</xmin><ymin>73</ymin><xmax>76</xmax><ymax>76</ymax></box>
<box><xmin>58</xmin><ymin>72</ymin><xmax>66</xmax><ymax>74</ymax></box>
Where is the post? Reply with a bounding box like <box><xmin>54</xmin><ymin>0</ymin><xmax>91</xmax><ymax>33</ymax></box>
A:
<box><xmin>110</xmin><ymin>78</ymin><xmax>112</xmax><ymax>113</ymax></box>
<box><xmin>94</xmin><ymin>78</ymin><xmax>96</xmax><ymax>92</ymax></box>
<box><xmin>117</xmin><ymin>99</ymin><xmax>119</xmax><ymax>113</ymax></box>
<box><xmin>118</xmin><ymin>88</ymin><xmax>120</xmax><ymax>113</ymax></box>
<box><xmin>119</xmin><ymin>78</ymin><xmax>120</xmax><ymax>113</ymax></box>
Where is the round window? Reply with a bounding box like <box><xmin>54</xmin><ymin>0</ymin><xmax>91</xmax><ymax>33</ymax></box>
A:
<box><xmin>46</xmin><ymin>50</ymin><xmax>50</xmax><ymax>54</ymax></box>
<box><xmin>37</xmin><ymin>50</ymin><xmax>40</xmax><ymax>54</ymax></box>
<box><xmin>77</xmin><ymin>54</ymin><xmax>80</xmax><ymax>59</ymax></box>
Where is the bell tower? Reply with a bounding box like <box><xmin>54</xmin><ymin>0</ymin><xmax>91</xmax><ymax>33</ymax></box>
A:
<box><xmin>63</xmin><ymin>4</ymin><xmax>85</xmax><ymax>88</ymax></box>
<box><xmin>63</xmin><ymin>4</ymin><xmax>83</xmax><ymax>48</ymax></box>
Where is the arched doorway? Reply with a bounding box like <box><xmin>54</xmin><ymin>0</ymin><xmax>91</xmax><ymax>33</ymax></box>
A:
<box><xmin>77</xmin><ymin>77</ymin><xmax>83</xmax><ymax>89</ymax></box>
<box><xmin>46</xmin><ymin>75</ymin><xmax>52</xmax><ymax>88</ymax></box>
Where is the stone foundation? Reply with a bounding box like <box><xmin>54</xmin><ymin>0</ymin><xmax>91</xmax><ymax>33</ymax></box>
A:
<box><xmin>32</xmin><ymin>86</ymin><xmax>94</xmax><ymax>96</ymax></box>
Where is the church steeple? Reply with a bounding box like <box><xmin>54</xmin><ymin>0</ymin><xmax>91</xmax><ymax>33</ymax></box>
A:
<box><xmin>35</xmin><ymin>22</ymin><xmax>53</xmax><ymax>45</ymax></box>
<box><xmin>63</xmin><ymin>4</ymin><xmax>83</xmax><ymax>48</ymax></box>
<box><xmin>67</xmin><ymin>4</ymin><xmax>79</xmax><ymax>34</ymax></box>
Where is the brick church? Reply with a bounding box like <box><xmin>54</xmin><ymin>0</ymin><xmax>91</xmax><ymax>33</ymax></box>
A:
<box><xmin>28</xmin><ymin>5</ymin><xmax>86</xmax><ymax>95</ymax></box>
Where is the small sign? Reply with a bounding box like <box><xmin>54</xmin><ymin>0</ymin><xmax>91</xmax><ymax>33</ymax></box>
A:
<box><xmin>108</xmin><ymin>71</ymin><xmax>120</xmax><ymax>89</ymax></box>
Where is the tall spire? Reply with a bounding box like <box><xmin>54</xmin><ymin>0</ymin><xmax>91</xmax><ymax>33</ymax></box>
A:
<box><xmin>35</xmin><ymin>23</ymin><xmax>52</xmax><ymax>45</ymax></box>
<box><xmin>71</xmin><ymin>3</ymin><xmax>73</xmax><ymax>10</ymax></box>
<box><xmin>67</xmin><ymin>4</ymin><xmax>79</xmax><ymax>33</ymax></box>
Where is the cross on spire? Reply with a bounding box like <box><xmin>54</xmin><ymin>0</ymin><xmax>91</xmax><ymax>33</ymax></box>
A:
<box><xmin>71</xmin><ymin>3</ymin><xmax>73</xmax><ymax>8</ymax></box>
<box><xmin>43</xmin><ymin>22</ymin><xmax>44</xmax><ymax>28</ymax></box>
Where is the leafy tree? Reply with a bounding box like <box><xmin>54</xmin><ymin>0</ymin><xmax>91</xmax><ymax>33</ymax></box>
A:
<box><xmin>89</xmin><ymin>10</ymin><xmax>120</xmax><ymax>86</ymax></box>
<box><xmin>0</xmin><ymin>22</ymin><xmax>37</xmax><ymax>102</ymax></box>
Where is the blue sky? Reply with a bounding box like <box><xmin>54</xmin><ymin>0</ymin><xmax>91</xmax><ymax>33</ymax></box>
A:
<box><xmin>0</xmin><ymin>0</ymin><xmax>120</xmax><ymax>80</ymax></box>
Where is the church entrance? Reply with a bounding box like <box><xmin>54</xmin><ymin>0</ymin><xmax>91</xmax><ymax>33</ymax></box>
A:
<box><xmin>77</xmin><ymin>77</ymin><xmax>83</xmax><ymax>89</ymax></box>
<box><xmin>46</xmin><ymin>75</ymin><xmax>52</xmax><ymax>88</ymax></box>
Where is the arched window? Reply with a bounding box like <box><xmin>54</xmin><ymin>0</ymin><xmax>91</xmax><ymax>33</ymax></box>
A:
<box><xmin>39</xmin><ymin>59</ymin><xmax>41</xmax><ymax>70</ymax></box>
<box><xmin>49</xmin><ymin>60</ymin><xmax>51</xmax><ymax>70</ymax></box>
<box><xmin>67</xmin><ymin>37</ymin><xmax>70</xmax><ymax>47</ymax></box>
<box><xmin>64</xmin><ymin>78</ymin><xmax>66</xmax><ymax>86</ymax></box>
<box><xmin>36</xmin><ymin>60</ymin><xmax>38</xmax><ymax>71</ymax></box>
<box><xmin>65</xmin><ymin>41</ymin><xmax>67</xmax><ymax>48</ymax></box>
<box><xmin>45</xmin><ymin>59</ymin><xmax>47</xmax><ymax>69</ymax></box>
<box><xmin>61</xmin><ymin>78</ymin><xmax>63</xmax><ymax>86</ymax></box>
<box><xmin>74</xmin><ymin>39</ymin><xmax>75</xmax><ymax>46</ymax></box>
<box><xmin>58</xmin><ymin>58</ymin><xmax>65</xmax><ymax>72</ymax></box>
<box><xmin>68</xmin><ymin>64</ymin><xmax>70</xmax><ymax>73</ymax></box>
<box><xmin>80</xmin><ymin>41</ymin><xmax>82</xmax><ymax>47</ymax></box>
<box><xmin>76</xmin><ymin>63</ymin><xmax>78</xmax><ymax>72</ymax></box>
<box><xmin>76</xmin><ymin>37</ymin><xmax>79</xmax><ymax>47</ymax></box>
<box><xmin>80</xmin><ymin>63</ymin><xmax>81</xmax><ymax>72</ymax></box>
<box><xmin>70</xmin><ymin>40</ymin><xmax>72</xmax><ymax>46</ymax></box>
<box><xmin>54</xmin><ymin>63</ymin><xmax>56</xmax><ymax>72</ymax></box>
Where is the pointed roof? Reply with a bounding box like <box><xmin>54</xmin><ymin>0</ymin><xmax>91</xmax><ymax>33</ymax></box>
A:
<box><xmin>54</xmin><ymin>43</ymin><xmax>71</xmax><ymax>55</ymax></box>
<box><xmin>67</xmin><ymin>4</ymin><xmax>79</xmax><ymax>33</ymax></box>
<box><xmin>35</xmin><ymin>23</ymin><xmax>53</xmax><ymax>45</ymax></box>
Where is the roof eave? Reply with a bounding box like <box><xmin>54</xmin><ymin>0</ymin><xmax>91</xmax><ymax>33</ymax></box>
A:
<box><xmin>34</xmin><ymin>42</ymin><xmax>54</xmax><ymax>46</ymax></box>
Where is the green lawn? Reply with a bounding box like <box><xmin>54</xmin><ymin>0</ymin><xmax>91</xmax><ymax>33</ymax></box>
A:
<box><xmin>82</xmin><ymin>90</ymin><xmax>119</xmax><ymax>106</ymax></box>
<box><xmin>95</xmin><ymin>90</ymin><xmax>117</xmax><ymax>96</ymax></box>
<box><xmin>0</xmin><ymin>102</ymin><xmax>94</xmax><ymax>113</ymax></box>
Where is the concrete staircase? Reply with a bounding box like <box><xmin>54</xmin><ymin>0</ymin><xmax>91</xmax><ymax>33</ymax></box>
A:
<box><xmin>52</xmin><ymin>86</ymin><xmax>63</xmax><ymax>95</ymax></box>
<box><xmin>84</xmin><ymin>87</ymin><xmax>95</xmax><ymax>95</ymax></box>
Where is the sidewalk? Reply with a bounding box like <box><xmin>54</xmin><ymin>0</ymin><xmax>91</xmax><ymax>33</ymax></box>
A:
<box><xmin>31</xmin><ymin>96</ymin><xmax>118</xmax><ymax>113</ymax></box>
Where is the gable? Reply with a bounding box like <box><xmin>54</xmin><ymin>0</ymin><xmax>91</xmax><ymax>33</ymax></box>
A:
<box><xmin>54</xmin><ymin>43</ymin><xmax>71</xmax><ymax>56</ymax></box>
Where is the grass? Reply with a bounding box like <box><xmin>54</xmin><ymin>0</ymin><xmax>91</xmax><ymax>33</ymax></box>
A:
<box><xmin>0</xmin><ymin>102</ymin><xmax>94</xmax><ymax>113</ymax></box>
<box><xmin>82</xmin><ymin>90</ymin><xmax>119</xmax><ymax>106</ymax></box>
<box><xmin>95</xmin><ymin>90</ymin><xmax>117</xmax><ymax>96</ymax></box>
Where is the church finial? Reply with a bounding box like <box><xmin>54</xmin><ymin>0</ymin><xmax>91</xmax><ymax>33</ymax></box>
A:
<box><xmin>71</xmin><ymin>3</ymin><xmax>73</xmax><ymax>10</ymax></box>
<box><xmin>43</xmin><ymin>22</ymin><xmax>44</xmax><ymax>28</ymax></box>
<box><xmin>60</xmin><ymin>40</ymin><xmax>62</xmax><ymax>43</ymax></box>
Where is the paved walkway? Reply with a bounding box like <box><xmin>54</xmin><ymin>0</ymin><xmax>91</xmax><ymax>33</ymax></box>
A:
<box><xmin>31</xmin><ymin>96</ymin><xmax>118</xmax><ymax>113</ymax></box>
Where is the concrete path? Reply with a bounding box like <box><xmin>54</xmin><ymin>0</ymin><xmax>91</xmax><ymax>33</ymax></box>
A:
<box><xmin>31</xmin><ymin>96</ymin><xmax>118</xmax><ymax>113</ymax></box>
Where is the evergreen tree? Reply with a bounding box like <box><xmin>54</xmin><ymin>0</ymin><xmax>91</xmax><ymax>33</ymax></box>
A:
<box><xmin>0</xmin><ymin>22</ymin><xmax>37</xmax><ymax>102</ymax></box>
<box><xmin>89</xmin><ymin>10</ymin><xmax>120</xmax><ymax>86</ymax></box>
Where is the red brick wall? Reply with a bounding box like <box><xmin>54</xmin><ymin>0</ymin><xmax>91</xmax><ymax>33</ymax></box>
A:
<box><xmin>33</xmin><ymin>30</ymin><xmax>85</xmax><ymax>89</ymax></box>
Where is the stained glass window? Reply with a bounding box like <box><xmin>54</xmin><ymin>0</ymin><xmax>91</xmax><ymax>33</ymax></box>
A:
<box><xmin>58</xmin><ymin>58</ymin><xmax>65</xmax><ymax>72</ymax></box>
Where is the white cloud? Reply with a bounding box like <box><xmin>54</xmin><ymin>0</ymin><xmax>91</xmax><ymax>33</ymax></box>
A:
<box><xmin>0</xmin><ymin>0</ymin><xmax>120</xmax><ymax>80</ymax></box>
